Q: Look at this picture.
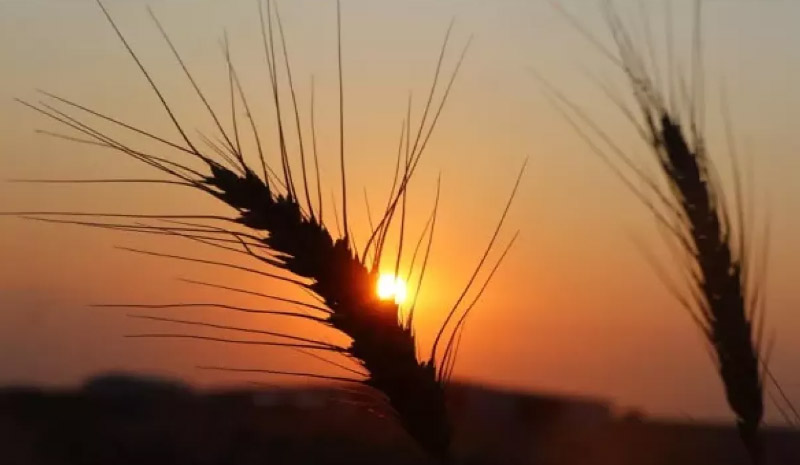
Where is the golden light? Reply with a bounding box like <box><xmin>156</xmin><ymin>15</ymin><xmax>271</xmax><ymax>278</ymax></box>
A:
<box><xmin>376</xmin><ymin>273</ymin><xmax>408</xmax><ymax>305</ymax></box>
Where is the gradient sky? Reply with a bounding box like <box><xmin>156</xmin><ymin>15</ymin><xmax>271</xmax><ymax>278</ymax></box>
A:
<box><xmin>1</xmin><ymin>0</ymin><xmax>799</xmax><ymax>424</ymax></box>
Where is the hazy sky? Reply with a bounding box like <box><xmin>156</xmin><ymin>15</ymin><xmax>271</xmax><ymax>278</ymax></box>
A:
<box><xmin>1</xmin><ymin>0</ymin><xmax>799</xmax><ymax>424</ymax></box>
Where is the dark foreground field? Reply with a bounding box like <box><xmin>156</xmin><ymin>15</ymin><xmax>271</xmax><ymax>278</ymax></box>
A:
<box><xmin>1</xmin><ymin>374</ymin><xmax>797</xmax><ymax>465</ymax></box>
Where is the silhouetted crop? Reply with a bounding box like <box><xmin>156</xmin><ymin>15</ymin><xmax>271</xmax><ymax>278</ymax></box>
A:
<box><xmin>542</xmin><ymin>3</ymin><xmax>766</xmax><ymax>462</ymax></box>
<box><xmin>10</xmin><ymin>1</ymin><xmax>522</xmax><ymax>462</ymax></box>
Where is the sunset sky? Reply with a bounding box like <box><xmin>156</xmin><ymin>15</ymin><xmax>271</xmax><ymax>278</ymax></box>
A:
<box><xmin>1</xmin><ymin>0</ymin><xmax>799</xmax><ymax>424</ymax></box>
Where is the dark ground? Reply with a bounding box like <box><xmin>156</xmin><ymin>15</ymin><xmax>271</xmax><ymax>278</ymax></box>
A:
<box><xmin>1</xmin><ymin>374</ymin><xmax>797</xmax><ymax>465</ymax></box>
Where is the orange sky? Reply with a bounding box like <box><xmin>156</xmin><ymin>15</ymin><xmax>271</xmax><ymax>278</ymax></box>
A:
<box><xmin>1</xmin><ymin>0</ymin><xmax>799</xmax><ymax>424</ymax></box>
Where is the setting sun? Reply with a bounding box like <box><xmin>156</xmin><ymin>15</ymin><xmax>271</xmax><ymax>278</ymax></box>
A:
<box><xmin>376</xmin><ymin>273</ymin><xmax>408</xmax><ymax>305</ymax></box>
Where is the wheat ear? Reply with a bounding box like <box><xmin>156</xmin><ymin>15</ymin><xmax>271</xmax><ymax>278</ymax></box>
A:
<box><xmin>543</xmin><ymin>3</ymin><xmax>766</xmax><ymax>462</ymax></box>
<box><xmin>9</xmin><ymin>1</ymin><xmax>523</xmax><ymax>461</ymax></box>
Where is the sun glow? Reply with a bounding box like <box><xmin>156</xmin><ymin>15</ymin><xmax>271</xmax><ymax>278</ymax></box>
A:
<box><xmin>376</xmin><ymin>273</ymin><xmax>408</xmax><ymax>305</ymax></box>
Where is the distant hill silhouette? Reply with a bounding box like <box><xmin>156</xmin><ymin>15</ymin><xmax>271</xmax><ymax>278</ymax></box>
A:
<box><xmin>81</xmin><ymin>372</ymin><xmax>191</xmax><ymax>398</ymax></box>
<box><xmin>0</xmin><ymin>373</ymin><xmax>797</xmax><ymax>465</ymax></box>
